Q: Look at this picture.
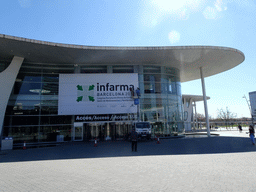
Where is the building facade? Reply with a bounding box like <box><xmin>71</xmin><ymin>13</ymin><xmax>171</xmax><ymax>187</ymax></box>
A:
<box><xmin>2</xmin><ymin>63</ymin><xmax>183</xmax><ymax>143</ymax></box>
<box><xmin>0</xmin><ymin>34</ymin><xmax>245</xmax><ymax>144</ymax></box>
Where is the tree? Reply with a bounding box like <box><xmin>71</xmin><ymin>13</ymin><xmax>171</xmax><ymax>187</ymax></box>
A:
<box><xmin>217</xmin><ymin>107</ymin><xmax>237</xmax><ymax>129</ymax></box>
<box><xmin>196</xmin><ymin>113</ymin><xmax>205</xmax><ymax>121</ymax></box>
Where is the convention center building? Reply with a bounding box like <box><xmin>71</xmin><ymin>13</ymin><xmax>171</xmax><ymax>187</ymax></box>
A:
<box><xmin>0</xmin><ymin>34</ymin><xmax>245</xmax><ymax>144</ymax></box>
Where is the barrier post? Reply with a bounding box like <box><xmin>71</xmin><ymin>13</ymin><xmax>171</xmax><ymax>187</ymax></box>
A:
<box><xmin>23</xmin><ymin>141</ymin><xmax>26</xmax><ymax>149</ymax></box>
<box><xmin>157</xmin><ymin>136</ymin><xmax>160</xmax><ymax>144</ymax></box>
<box><xmin>94</xmin><ymin>138</ymin><xmax>97</xmax><ymax>147</ymax></box>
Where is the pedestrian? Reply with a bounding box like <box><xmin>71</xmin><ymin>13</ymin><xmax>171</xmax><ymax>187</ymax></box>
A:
<box><xmin>238</xmin><ymin>124</ymin><xmax>242</xmax><ymax>132</ymax></box>
<box><xmin>130</xmin><ymin>128</ymin><xmax>138</xmax><ymax>152</ymax></box>
<box><xmin>249</xmin><ymin>125</ymin><xmax>255</xmax><ymax>145</ymax></box>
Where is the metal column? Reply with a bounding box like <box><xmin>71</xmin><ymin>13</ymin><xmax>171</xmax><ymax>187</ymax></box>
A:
<box><xmin>200</xmin><ymin>67</ymin><xmax>211</xmax><ymax>137</ymax></box>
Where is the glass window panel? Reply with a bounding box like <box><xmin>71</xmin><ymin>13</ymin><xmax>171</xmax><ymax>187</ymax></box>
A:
<box><xmin>168</xmin><ymin>78</ymin><xmax>172</xmax><ymax>93</ymax></box>
<box><xmin>13</xmin><ymin>82</ymin><xmax>22</xmax><ymax>94</ymax></box>
<box><xmin>43</xmin><ymin>67</ymin><xmax>74</xmax><ymax>74</ymax></box>
<box><xmin>13</xmin><ymin>82</ymin><xmax>41</xmax><ymax>95</ymax></box>
<box><xmin>3</xmin><ymin>116</ymin><xmax>11</xmax><ymax>126</ymax></box>
<box><xmin>2</xmin><ymin>126</ymin><xmax>9</xmax><ymax>137</ymax></box>
<box><xmin>144</xmin><ymin>74</ymin><xmax>161</xmax><ymax>82</ymax></box>
<box><xmin>0</xmin><ymin>62</ymin><xmax>10</xmax><ymax>72</ymax></box>
<box><xmin>57</xmin><ymin>125</ymin><xmax>72</xmax><ymax>141</ymax></box>
<box><xmin>113</xmin><ymin>66</ymin><xmax>133</xmax><ymax>73</ymax></box>
<box><xmin>12</xmin><ymin>116</ymin><xmax>39</xmax><ymax>126</ymax></box>
<box><xmin>19</xmin><ymin>66</ymin><xmax>42</xmax><ymax>74</ymax></box>
<box><xmin>143</xmin><ymin>66</ymin><xmax>161</xmax><ymax>73</ymax></box>
<box><xmin>39</xmin><ymin>125</ymin><xmax>71</xmax><ymax>142</ymax></box>
<box><xmin>81</xmin><ymin>66</ymin><xmax>107</xmax><ymax>73</ymax></box>
<box><xmin>176</xmin><ymin>83</ymin><xmax>182</xmax><ymax>96</ymax></box>
<box><xmin>165</xmin><ymin>67</ymin><xmax>180</xmax><ymax>76</ymax></box>
<box><xmin>154</xmin><ymin>83</ymin><xmax>162</xmax><ymax>94</ymax></box>
<box><xmin>8</xmin><ymin>100</ymin><xmax>41</xmax><ymax>107</ymax></box>
<box><xmin>143</xmin><ymin>82</ymin><xmax>162</xmax><ymax>93</ymax></box>
<box><xmin>161</xmin><ymin>83</ymin><xmax>168</xmax><ymax>93</ymax></box>
<box><xmin>9</xmin><ymin>126</ymin><xmax>39</xmax><ymax>143</ymax></box>
<box><xmin>42</xmin><ymin>76</ymin><xmax>59</xmax><ymax>82</ymax></box>
<box><xmin>41</xmin><ymin>106</ymin><xmax>58</xmax><ymax>115</ymax></box>
<box><xmin>41</xmin><ymin>83</ymin><xmax>59</xmax><ymax>95</ymax></box>
<box><xmin>16</xmin><ymin>74</ymin><xmax>41</xmax><ymax>83</ymax></box>
<box><xmin>39</xmin><ymin>126</ymin><xmax>55</xmax><ymax>142</ymax></box>
<box><xmin>23</xmin><ymin>76</ymin><xmax>42</xmax><ymax>82</ymax></box>
<box><xmin>40</xmin><ymin>115</ymin><xmax>72</xmax><ymax>125</ymax></box>
<box><xmin>6</xmin><ymin>100</ymin><xmax>41</xmax><ymax>115</ymax></box>
<box><xmin>144</xmin><ymin>83</ymin><xmax>154</xmax><ymax>93</ymax></box>
<box><xmin>41</xmin><ymin>100</ymin><xmax>58</xmax><ymax>105</ymax></box>
<box><xmin>40</xmin><ymin>95</ymin><xmax>58</xmax><ymax>101</ymax></box>
<box><xmin>11</xmin><ymin>108</ymin><xmax>40</xmax><ymax>116</ymax></box>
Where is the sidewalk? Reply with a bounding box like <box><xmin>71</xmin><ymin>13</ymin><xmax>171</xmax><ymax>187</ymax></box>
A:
<box><xmin>188</xmin><ymin>126</ymin><xmax>250</xmax><ymax>137</ymax></box>
<box><xmin>1</xmin><ymin>131</ymin><xmax>256</xmax><ymax>191</ymax></box>
<box><xmin>213</xmin><ymin>127</ymin><xmax>250</xmax><ymax>137</ymax></box>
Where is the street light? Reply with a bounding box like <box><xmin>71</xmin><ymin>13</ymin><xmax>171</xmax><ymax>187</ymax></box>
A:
<box><xmin>243</xmin><ymin>94</ymin><xmax>253</xmax><ymax>124</ymax></box>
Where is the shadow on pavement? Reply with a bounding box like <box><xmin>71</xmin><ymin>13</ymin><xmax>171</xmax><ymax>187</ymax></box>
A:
<box><xmin>0</xmin><ymin>136</ymin><xmax>255</xmax><ymax>163</ymax></box>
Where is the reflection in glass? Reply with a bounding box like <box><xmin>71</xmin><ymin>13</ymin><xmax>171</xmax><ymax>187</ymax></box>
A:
<box><xmin>3</xmin><ymin>63</ymin><xmax>184</xmax><ymax>143</ymax></box>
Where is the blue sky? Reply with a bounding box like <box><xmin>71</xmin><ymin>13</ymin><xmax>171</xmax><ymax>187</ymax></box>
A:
<box><xmin>1</xmin><ymin>0</ymin><xmax>255</xmax><ymax>118</ymax></box>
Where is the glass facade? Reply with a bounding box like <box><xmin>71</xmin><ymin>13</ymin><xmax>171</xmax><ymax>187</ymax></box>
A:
<box><xmin>2</xmin><ymin>62</ymin><xmax>184</xmax><ymax>143</ymax></box>
<box><xmin>0</xmin><ymin>61</ymin><xmax>10</xmax><ymax>72</ymax></box>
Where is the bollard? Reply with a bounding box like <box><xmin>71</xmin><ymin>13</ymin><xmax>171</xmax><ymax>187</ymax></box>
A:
<box><xmin>23</xmin><ymin>141</ymin><xmax>26</xmax><ymax>149</ymax></box>
<box><xmin>157</xmin><ymin>137</ymin><xmax>160</xmax><ymax>144</ymax></box>
<box><xmin>94</xmin><ymin>138</ymin><xmax>97</xmax><ymax>147</ymax></box>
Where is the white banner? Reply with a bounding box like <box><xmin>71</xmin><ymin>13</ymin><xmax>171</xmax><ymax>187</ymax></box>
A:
<box><xmin>249</xmin><ymin>92</ymin><xmax>256</xmax><ymax>121</ymax></box>
<box><xmin>58</xmin><ymin>73</ymin><xmax>138</xmax><ymax>115</ymax></box>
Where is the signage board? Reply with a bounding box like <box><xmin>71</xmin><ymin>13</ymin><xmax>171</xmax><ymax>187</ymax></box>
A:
<box><xmin>134</xmin><ymin>98</ymin><xmax>139</xmax><ymax>105</ymax></box>
<box><xmin>58</xmin><ymin>73</ymin><xmax>138</xmax><ymax>115</ymax></box>
<box><xmin>75</xmin><ymin>114</ymin><xmax>136</xmax><ymax>122</ymax></box>
<box><xmin>249</xmin><ymin>91</ymin><xmax>256</xmax><ymax>121</ymax></box>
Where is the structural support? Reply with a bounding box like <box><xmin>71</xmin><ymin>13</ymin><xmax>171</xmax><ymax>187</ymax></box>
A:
<box><xmin>194</xmin><ymin>101</ymin><xmax>198</xmax><ymax>130</ymax></box>
<box><xmin>200</xmin><ymin>67</ymin><xmax>210</xmax><ymax>137</ymax></box>
<box><xmin>0</xmin><ymin>56</ymin><xmax>24</xmax><ymax>137</ymax></box>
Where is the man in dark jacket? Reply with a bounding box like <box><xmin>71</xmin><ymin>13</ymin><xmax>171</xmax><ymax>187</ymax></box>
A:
<box><xmin>130</xmin><ymin>128</ymin><xmax>138</xmax><ymax>152</ymax></box>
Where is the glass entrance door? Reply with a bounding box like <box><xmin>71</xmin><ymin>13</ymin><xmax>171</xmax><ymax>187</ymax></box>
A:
<box><xmin>115</xmin><ymin>123</ymin><xmax>131</xmax><ymax>140</ymax></box>
<box><xmin>84</xmin><ymin>123</ymin><xmax>102</xmax><ymax>141</ymax></box>
<box><xmin>73</xmin><ymin>123</ymin><xmax>83</xmax><ymax>141</ymax></box>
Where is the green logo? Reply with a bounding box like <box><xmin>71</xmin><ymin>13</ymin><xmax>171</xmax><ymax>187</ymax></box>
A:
<box><xmin>76</xmin><ymin>85</ymin><xmax>95</xmax><ymax>102</ymax></box>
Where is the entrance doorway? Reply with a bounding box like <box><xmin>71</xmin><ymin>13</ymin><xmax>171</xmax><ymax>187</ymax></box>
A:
<box><xmin>114</xmin><ymin>123</ymin><xmax>131</xmax><ymax>140</ymax></box>
<box><xmin>84</xmin><ymin>123</ymin><xmax>108</xmax><ymax>141</ymax></box>
<box><xmin>73</xmin><ymin>122</ymin><xmax>133</xmax><ymax>141</ymax></box>
<box><xmin>73</xmin><ymin>122</ymin><xmax>83</xmax><ymax>141</ymax></box>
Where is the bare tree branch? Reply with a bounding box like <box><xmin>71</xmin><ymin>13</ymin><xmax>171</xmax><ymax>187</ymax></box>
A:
<box><xmin>217</xmin><ymin>107</ymin><xmax>237</xmax><ymax>129</ymax></box>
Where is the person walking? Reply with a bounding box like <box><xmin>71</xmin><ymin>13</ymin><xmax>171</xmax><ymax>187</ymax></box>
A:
<box><xmin>130</xmin><ymin>128</ymin><xmax>138</xmax><ymax>152</ymax></box>
<box><xmin>249</xmin><ymin>125</ymin><xmax>255</xmax><ymax>145</ymax></box>
<box><xmin>238</xmin><ymin>124</ymin><xmax>242</xmax><ymax>132</ymax></box>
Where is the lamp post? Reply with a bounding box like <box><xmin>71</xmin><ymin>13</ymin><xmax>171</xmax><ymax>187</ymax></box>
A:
<box><xmin>243</xmin><ymin>95</ymin><xmax>253</xmax><ymax>125</ymax></box>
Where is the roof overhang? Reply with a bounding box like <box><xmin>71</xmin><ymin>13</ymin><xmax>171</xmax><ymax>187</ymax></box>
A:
<box><xmin>182</xmin><ymin>94</ymin><xmax>210</xmax><ymax>102</ymax></box>
<box><xmin>0</xmin><ymin>34</ymin><xmax>245</xmax><ymax>83</ymax></box>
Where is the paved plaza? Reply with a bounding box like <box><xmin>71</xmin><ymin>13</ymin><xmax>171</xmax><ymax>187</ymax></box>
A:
<box><xmin>1</xmin><ymin>128</ymin><xmax>256</xmax><ymax>192</ymax></box>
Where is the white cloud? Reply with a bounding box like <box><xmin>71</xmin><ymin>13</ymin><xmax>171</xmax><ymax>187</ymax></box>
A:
<box><xmin>203</xmin><ymin>0</ymin><xmax>229</xmax><ymax>20</ymax></box>
<box><xmin>215</xmin><ymin>0</ymin><xmax>227</xmax><ymax>11</ymax></box>
<box><xmin>152</xmin><ymin>0</ymin><xmax>202</xmax><ymax>13</ymax></box>
<box><xmin>18</xmin><ymin>0</ymin><xmax>32</xmax><ymax>8</ymax></box>
<box><xmin>168</xmin><ymin>30</ymin><xmax>181</xmax><ymax>44</ymax></box>
<box><xmin>203</xmin><ymin>6</ymin><xmax>218</xmax><ymax>19</ymax></box>
<box><xmin>141</xmin><ymin>0</ymin><xmax>204</xmax><ymax>27</ymax></box>
<box><xmin>179</xmin><ymin>8</ymin><xmax>190</xmax><ymax>20</ymax></box>
<box><xmin>232</xmin><ymin>0</ymin><xmax>255</xmax><ymax>8</ymax></box>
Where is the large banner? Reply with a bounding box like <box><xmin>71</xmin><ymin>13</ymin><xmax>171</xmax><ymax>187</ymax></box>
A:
<box><xmin>249</xmin><ymin>91</ymin><xmax>256</xmax><ymax>121</ymax></box>
<box><xmin>58</xmin><ymin>73</ymin><xmax>138</xmax><ymax>115</ymax></box>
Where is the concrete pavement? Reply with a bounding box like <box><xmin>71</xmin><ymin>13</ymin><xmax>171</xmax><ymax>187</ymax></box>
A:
<box><xmin>1</xmin><ymin>129</ymin><xmax>256</xmax><ymax>192</ymax></box>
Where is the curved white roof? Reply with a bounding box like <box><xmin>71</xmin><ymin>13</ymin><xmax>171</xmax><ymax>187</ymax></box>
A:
<box><xmin>182</xmin><ymin>94</ymin><xmax>210</xmax><ymax>102</ymax></box>
<box><xmin>0</xmin><ymin>34</ymin><xmax>245</xmax><ymax>82</ymax></box>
